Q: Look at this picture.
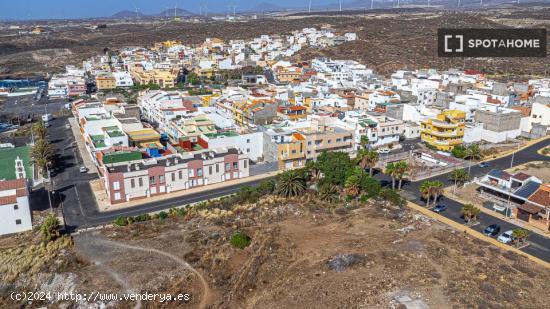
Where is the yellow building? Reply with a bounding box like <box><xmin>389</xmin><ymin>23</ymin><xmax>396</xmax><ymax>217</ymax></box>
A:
<box><xmin>131</xmin><ymin>66</ymin><xmax>178</xmax><ymax>89</ymax></box>
<box><xmin>421</xmin><ymin>110</ymin><xmax>466</xmax><ymax>151</ymax></box>
<box><xmin>95</xmin><ymin>73</ymin><xmax>116</xmax><ymax>90</ymax></box>
<box><xmin>277</xmin><ymin>133</ymin><xmax>306</xmax><ymax>170</ymax></box>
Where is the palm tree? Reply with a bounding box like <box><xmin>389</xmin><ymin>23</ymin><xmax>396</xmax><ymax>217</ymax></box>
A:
<box><xmin>394</xmin><ymin>161</ymin><xmax>409</xmax><ymax>190</ymax></box>
<box><xmin>512</xmin><ymin>228</ymin><xmax>529</xmax><ymax>246</ymax></box>
<box><xmin>386</xmin><ymin>162</ymin><xmax>399</xmax><ymax>190</ymax></box>
<box><xmin>275</xmin><ymin>170</ymin><xmax>306</xmax><ymax>198</ymax></box>
<box><xmin>465</xmin><ymin>144</ymin><xmax>482</xmax><ymax>177</ymax></box>
<box><xmin>305</xmin><ymin>161</ymin><xmax>323</xmax><ymax>190</ymax></box>
<box><xmin>32</xmin><ymin>119</ymin><xmax>47</xmax><ymax>141</ymax></box>
<box><xmin>358</xmin><ymin>149</ymin><xmax>379</xmax><ymax>176</ymax></box>
<box><xmin>30</xmin><ymin>139</ymin><xmax>55</xmax><ymax>178</ymax></box>
<box><xmin>449</xmin><ymin>168</ymin><xmax>470</xmax><ymax>192</ymax></box>
<box><xmin>319</xmin><ymin>183</ymin><xmax>341</xmax><ymax>203</ymax></box>
<box><xmin>360</xmin><ymin>135</ymin><xmax>370</xmax><ymax>149</ymax></box>
<box><xmin>344</xmin><ymin>174</ymin><xmax>361</xmax><ymax>198</ymax></box>
<box><xmin>419</xmin><ymin>180</ymin><xmax>444</xmax><ymax>207</ymax></box>
<box><xmin>461</xmin><ymin>204</ymin><xmax>481</xmax><ymax>223</ymax></box>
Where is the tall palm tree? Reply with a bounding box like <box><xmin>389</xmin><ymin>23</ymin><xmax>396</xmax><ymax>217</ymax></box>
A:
<box><xmin>358</xmin><ymin>149</ymin><xmax>379</xmax><ymax>177</ymax></box>
<box><xmin>275</xmin><ymin>170</ymin><xmax>306</xmax><ymax>198</ymax></box>
<box><xmin>394</xmin><ymin>161</ymin><xmax>409</xmax><ymax>190</ymax></box>
<box><xmin>461</xmin><ymin>203</ymin><xmax>481</xmax><ymax>223</ymax></box>
<box><xmin>360</xmin><ymin>135</ymin><xmax>370</xmax><ymax>149</ymax></box>
<box><xmin>450</xmin><ymin>168</ymin><xmax>469</xmax><ymax>192</ymax></box>
<box><xmin>419</xmin><ymin>180</ymin><xmax>444</xmax><ymax>207</ymax></box>
<box><xmin>386</xmin><ymin>162</ymin><xmax>399</xmax><ymax>190</ymax></box>
<box><xmin>465</xmin><ymin>144</ymin><xmax>482</xmax><ymax>177</ymax></box>
<box><xmin>344</xmin><ymin>174</ymin><xmax>361</xmax><ymax>198</ymax></box>
<box><xmin>32</xmin><ymin>119</ymin><xmax>47</xmax><ymax>141</ymax></box>
<box><xmin>30</xmin><ymin>139</ymin><xmax>55</xmax><ymax>178</ymax></box>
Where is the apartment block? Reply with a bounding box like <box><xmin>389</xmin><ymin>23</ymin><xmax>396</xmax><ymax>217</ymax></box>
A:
<box><xmin>421</xmin><ymin>110</ymin><xmax>466</xmax><ymax>151</ymax></box>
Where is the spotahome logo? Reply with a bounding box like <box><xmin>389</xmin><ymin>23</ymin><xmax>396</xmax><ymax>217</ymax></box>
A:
<box><xmin>438</xmin><ymin>28</ymin><xmax>547</xmax><ymax>57</ymax></box>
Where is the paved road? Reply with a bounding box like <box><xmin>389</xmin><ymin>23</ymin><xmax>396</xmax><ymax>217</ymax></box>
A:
<box><xmin>384</xmin><ymin>138</ymin><xmax>550</xmax><ymax>262</ymax></box>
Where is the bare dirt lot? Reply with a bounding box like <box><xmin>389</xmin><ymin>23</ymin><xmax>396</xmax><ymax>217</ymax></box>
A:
<box><xmin>1</xmin><ymin>7</ymin><xmax>549</xmax><ymax>79</ymax></box>
<box><xmin>2</xmin><ymin>195</ymin><xmax>550</xmax><ymax>308</ymax></box>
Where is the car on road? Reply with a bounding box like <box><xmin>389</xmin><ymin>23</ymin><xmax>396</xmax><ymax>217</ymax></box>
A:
<box><xmin>479</xmin><ymin>162</ymin><xmax>489</xmax><ymax>168</ymax></box>
<box><xmin>483</xmin><ymin>224</ymin><xmax>501</xmax><ymax>236</ymax></box>
<box><xmin>65</xmin><ymin>123</ymin><xmax>71</xmax><ymax>129</ymax></box>
<box><xmin>42</xmin><ymin>114</ymin><xmax>53</xmax><ymax>122</ymax></box>
<box><xmin>497</xmin><ymin>230</ymin><xmax>514</xmax><ymax>244</ymax></box>
<box><xmin>44</xmin><ymin>122</ymin><xmax>51</xmax><ymax>128</ymax></box>
<box><xmin>433</xmin><ymin>204</ymin><xmax>447</xmax><ymax>213</ymax></box>
<box><xmin>377</xmin><ymin>148</ymin><xmax>391</xmax><ymax>154</ymax></box>
<box><xmin>79</xmin><ymin>166</ymin><xmax>88</xmax><ymax>173</ymax></box>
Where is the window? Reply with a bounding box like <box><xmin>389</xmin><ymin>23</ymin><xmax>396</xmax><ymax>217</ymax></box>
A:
<box><xmin>13</xmin><ymin>205</ymin><xmax>18</xmax><ymax>210</ymax></box>
<box><xmin>179</xmin><ymin>170</ymin><xmax>183</xmax><ymax>179</ymax></box>
<box><xmin>292</xmin><ymin>149</ymin><xmax>296</xmax><ymax>154</ymax></box>
<box><xmin>172</xmin><ymin>173</ymin><xmax>175</xmax><ymax>182</ymax></box>
<box><xmin>15</xmin><ymin>219</ymin><xmax>21</xmax><ymax>225</ymax></box>
<box><xmin>159</xmin><ymin>175</ymin><xmax>165</xmax><ymax>183</ymax></box>
<box><xmin>336</xmin><ymin>138</ymin><xmax>341</xmax><ymax>143</ymax></box>
<box><xmin>139</xmin><ymin>178</ymin><xmax>143</xmax><ymax>187</ymax></box>
<box><xmin>244</xmin><ymin>160</ymin><xmax>248</xmax><ymax>168</ymax></box>
<box><xmin>114</xmin><ymin>192</ymin><xmax>121</xmax><ymax>201</ymax></box>
<box><xmin>247</xmin><ymin>139</ymin><xmax>250</xmax><ymax>143</ymax></box>
<box><xmin>233</xmin><ymin>162</ymin><xmax>238</xmax><ymax>169</ymax></box>
<box><xmin>150</xmin><ymin>176</ymin><xmax>156</xmax><ymax>185</ymax></box>
<box><xmin>113</xmin><ymin>181</ymin><xmax>120</xmax><ymax>190</ymax></box>
<box><xmin>247</xmin><ymin>148</ymin><xmax>250</xmax><ymax>153</ymax></box>
<box><xmin>225</xmin><ymin>163</ymin><xmax>230</xmax><ymax>171</ymax></box>
<box><xmin>188</xmin><ymin>169</ymin><xmax>195</xmax><ymax>177</ymax></box>
<box><xmin>131</xmin><ymin>179</ymin><xmax>135</xmax><ymax>188</ymax></box>
<box><xmin>216</xmin><ymin>164</ymin><xmax>220</xmax><ymax>173</ymax></box>
<box><xmin>197</xmin><ymin>168</ymin><xmax>203</xmax><ymax>177</ymax></box>
<box><xmin>209</xmin><ymin>166</ymin><xmax>213</xmax><ymax>175</ymax></box>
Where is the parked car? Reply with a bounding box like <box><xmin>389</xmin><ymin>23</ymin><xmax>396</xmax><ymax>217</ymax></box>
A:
<box><xmin>433</xmin><ymin>204</ymin><xmax>447</xmax><ymax>213</ymax></box>
<box><xmin>479</xmin><ymin>162</ymin><xmax>489</xmax><ymax>168</ymax></box>
<box><xmin>483</xmin><ymin>224</ymin><xmax>501</xmax><ymax>236</ymax></box>
<box><xmin>79</xmin><ymin>166</ymin><xmax>88</xmax><ymax>173</ymax></box>
<box><xmin>497</xmin><ymin>230</ymin><xmax>514</xmax><ymax>244</ymax></box>
<box><xmin>44</xmin><ymin>122</ymin><xmax>51</xmax><ymax>128</ymax></box>
<box><xmin>65</xmin><ymin>123</ymin><xmax>71</xmax><ymax>129</ymax></box>
<box><xmin>42</xmin><ymin>114</ymin><xmax>53</xmax><ymax>122</ymax></box>
<box><xmin>377</xmin><ymin>148</ymin><xmax>391</xmax><ymax>154</ymax></box>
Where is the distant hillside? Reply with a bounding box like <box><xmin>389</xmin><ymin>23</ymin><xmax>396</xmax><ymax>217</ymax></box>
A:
<box><xmin>111</xmin><ymin>10</ymin><xmax>146</xmax><ymax>19</ymax></box>
<box><xmin>155</xmin><ymin>8</ymin><xmax>194</xmax><ymax>17</ymax></box>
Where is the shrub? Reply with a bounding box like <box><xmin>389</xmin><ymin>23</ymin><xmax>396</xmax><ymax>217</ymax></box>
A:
<box><xmin>359</xmin><ymin>195</ymin><xmax>370</xmax><ymax>203</ymax></box>
<box><xmin>230</xmin><ymin>232</ymin><xmax>251</xmax><ymax>249</ymax></box>
<box><xmin>114</xmin><ymin>216</ymin><xmax>128</xmax><ymax>227</ymax></box>
<box><xmin>176</xmin><ymin>208</ymin><xmax>187</xmax><ymax>217</ymax></box>
<box><xmin>379</xmin><ymin>188</ymin><xmax>406</xmax><ymax>208</ymax></box>
<box><xmin>133</xmin><ymin>213</ymin><xmax>151</xmax><ymax>222</ymax></box>
<box><xmin>158</xmin><ymin>211</ymin><xmax>168</xmax><ymax>220</ymax></box>
<box><xmin>40</xmin><ymin>214</ymin><xmax>60</xmax><ymax>242</ymax></box>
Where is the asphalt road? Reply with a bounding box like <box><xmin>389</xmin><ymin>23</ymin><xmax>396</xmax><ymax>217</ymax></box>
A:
<box><xmin>39</xmin><ymin>95</ymin><xmax>550</xmax><ymax>261</ymax></box>
<box><xmin>387</xmin><ymin>138</ymin><xmax>550</xmax><ymax>262</ymax></box>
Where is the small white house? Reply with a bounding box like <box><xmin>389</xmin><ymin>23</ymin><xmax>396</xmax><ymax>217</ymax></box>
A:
<box><xmin>0</xmin><ymin>179</ymin><xmax>32</xmax><ymax>235</ymax></box>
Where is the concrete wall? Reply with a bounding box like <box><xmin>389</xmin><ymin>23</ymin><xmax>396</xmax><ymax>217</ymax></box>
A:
<box><xmin>0</xmin><ymin>195</ymin><xmax>32</xmax><ymax>235</ymax></box>
<box><xmin>475</xmin><ymin>110</ymin><xmax>521</xmax><ymax>132</ymax></box>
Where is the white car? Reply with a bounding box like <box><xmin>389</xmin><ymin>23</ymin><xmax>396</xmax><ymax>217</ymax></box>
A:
<box><xmin>79</xmin><ymin>166</ymin><xmax>88</xmax><ymax>173</ymax></box>
<box><xmin>377</xmin><ymin>148</ymin><xmax>391</xmax><ymax>154</ymax></box>
<box><xmin>497</xmin><ymin>230</ymin><xmax>514</xmax><ymax>244</ymax></box>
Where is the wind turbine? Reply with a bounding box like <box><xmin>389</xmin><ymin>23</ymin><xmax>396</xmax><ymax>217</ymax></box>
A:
<box><xmin>308</xmin><ymin>0</ymin><xmax>312</xmax><ymax>13</ymax></box>
<box><xmin>339</xmin><ymin>0</ymin><xmax>343</xmax><ymax>12</ymax></box>
<box><xmin>457</xmin><ymin>0</ymin><xmax>461</xmax><ymax>7</ymax></box>
<box><xmin>371</xmin><ymin>0</ymin><xmax>374</xmax><ymax>10</ymax></box>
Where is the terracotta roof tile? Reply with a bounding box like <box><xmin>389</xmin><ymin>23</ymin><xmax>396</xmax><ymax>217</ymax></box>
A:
<box><xmin>0</xmin><ymin>179</ymin><xmax>26</xmax><ymax>191</ymax></box>
<box><xmin>0</xmin><ymin>196</ymin><xmax>17</xmax><ymax>205</ymax></box>
<box><xmin>528</xmin><ymin>184</ymin><xmax>550</xmax><ymax>208</ymax></box>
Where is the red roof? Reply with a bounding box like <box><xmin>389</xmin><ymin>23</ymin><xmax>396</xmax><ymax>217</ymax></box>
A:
<box><xmin>512</xmin><ymin>172</ymin><xmax>531</xmax><ymax>181</ymax></box>
<box><xmin>0</xmin><ymin>196</ymin><xmax>17</xmax><ymax>205</ymax></box>
<box><xmin>0</xmin><ymin>179</ymin><xmax>27</xmax><ymax>191</ymax></box>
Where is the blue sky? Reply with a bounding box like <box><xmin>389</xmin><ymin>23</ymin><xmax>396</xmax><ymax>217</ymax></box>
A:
<box><xmin>0</xmin><ymin>0</ymin><xmax>338</xmax><ymax>20</ymax></box>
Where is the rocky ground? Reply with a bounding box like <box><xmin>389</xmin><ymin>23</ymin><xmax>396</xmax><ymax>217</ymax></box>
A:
<box><xmin>0</xmin><ymin>7</ymin><xmax>549</xmax><ymax>79</ymax></box>
<box><xmin>1</xmin><ymin>194</ymin><xmax>549</xmax><ymax>308</ymax></box>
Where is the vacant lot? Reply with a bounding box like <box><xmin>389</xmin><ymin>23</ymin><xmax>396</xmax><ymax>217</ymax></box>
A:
<box><xmin>2</xmin><ymin>194</ymin><xmax>549</xmax><ymax>308</ymax></box>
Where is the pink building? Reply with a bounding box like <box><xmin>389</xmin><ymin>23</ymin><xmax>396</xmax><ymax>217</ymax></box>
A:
<box><xmin>102</xmin><ymin>147</ymin><xmax>249</xmax><ymax>204</ymax></box>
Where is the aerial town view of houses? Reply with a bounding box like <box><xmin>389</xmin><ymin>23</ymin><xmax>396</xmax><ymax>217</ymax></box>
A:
<box><xmin>1</xmin><ymin>1</ymin><xmax>550</xmax><ymax>308</ymax></box>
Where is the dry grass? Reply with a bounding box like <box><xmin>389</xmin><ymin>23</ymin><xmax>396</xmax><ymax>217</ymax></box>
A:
<box><xmin>0</xmin><ymin>236</ymin><xmax>73</xmax><ymax>282</ymax></box>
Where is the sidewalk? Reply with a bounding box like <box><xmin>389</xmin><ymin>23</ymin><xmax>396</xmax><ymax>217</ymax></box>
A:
<box><xmin>482</xmin><ymin>135</ymin><xmax>550</xmax><ymax>163</ymax></box>
<box><xmin>443</xmin><ymin>187</ymin><xmax>550</xmax><ymax>238</ymax></box>
<box><xmin>95</xmin><ymin>170</ymin><xmax>280</xmax><ymax>212</ymax></box>
<box><xmin>406</xmin><ymin>201</ymin><xmax>550</xmax><ymax>269</ymax></box>
<box><xmin>68</xmin><ymin>117</ymin><xmax>98</xmax><ymax>174</ymax></box>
